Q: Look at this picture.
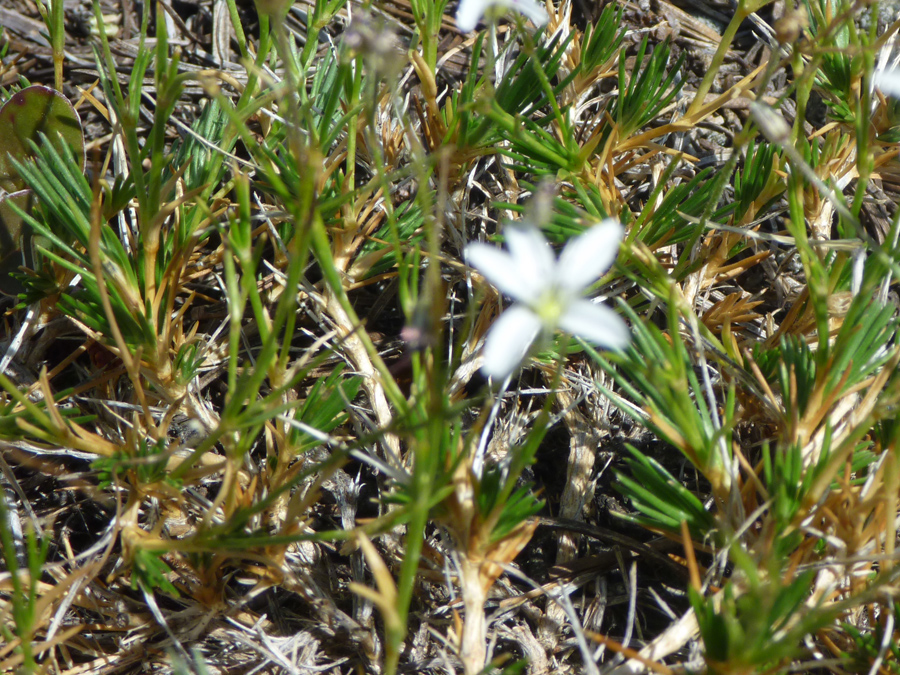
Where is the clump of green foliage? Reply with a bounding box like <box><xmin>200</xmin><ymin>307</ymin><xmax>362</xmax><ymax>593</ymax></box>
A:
<box><xmin>2</xmin><ymin>0</ymin><xmax>900</xmax><ymax>673</ymax></box>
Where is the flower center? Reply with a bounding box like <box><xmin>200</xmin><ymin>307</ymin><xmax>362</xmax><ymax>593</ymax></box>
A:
<box><xmin>533</xmin><ymin>287</ymin><xmax>570</xmax><ymax>329</ymax></box>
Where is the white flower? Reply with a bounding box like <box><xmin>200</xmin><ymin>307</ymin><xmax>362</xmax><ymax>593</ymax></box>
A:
<box><xmin>465</xmin><ymin>218</ymin><xmax>630</xmax><ymax>380</ymax></box>
<box><xmin>456</xmin><ymin>0</ymin><xmax>549</xmax><ymax>33</ymax></box>
<box><xmin>874</xmin><ymin>66</ymin><xmax>900</xmax><ymax>98</ymax></box>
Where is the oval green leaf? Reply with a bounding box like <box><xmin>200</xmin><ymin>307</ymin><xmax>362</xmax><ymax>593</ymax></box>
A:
<box><xmin>0</xmin><ymin>85</ymin><xmax>85</xmax><ymax>193</ymax></box>
<box><xmin>0</xmin><ymin>85</ymin><xmax>84</xmax><ymax>297</ymax></box>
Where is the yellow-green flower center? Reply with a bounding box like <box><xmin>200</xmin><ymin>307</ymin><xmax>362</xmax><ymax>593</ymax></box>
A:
<box><xmin>534</xmin><ymin>288</ymin><xmax>568</xmax><ymax>329</ymax></box>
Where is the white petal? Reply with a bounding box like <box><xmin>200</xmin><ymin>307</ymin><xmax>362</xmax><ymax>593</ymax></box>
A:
<box><xmin>558</xmin><ymin>299</ymin><xmax>630</xmax><ymax>349</ymax></box>
<box><xmin>455</xmin><ymin>0</ymin><xmax>549</xmax><ymax>32</ymax></box>
<box><xmin>456</xmin><ymin>0</ymin><xmax>489</xmax><ymax>32</ymax></box>
<box><xmin>465</xmin><ymin>242</ymin><xmax>544</xmax><ymax>303</ymax></box>
<box><xmin>510</xmin><ymin>0</ymin><xmax>549</xmax><ymax>27</ymax></box>
<box><xmin>481</xmin><ymin>305</ymin><xmax>542</xmax><ymax>379</ymax></box>
<box><xmin>555</xmin><ymin>219</ymin><xmax>624</xmax><ymax>292</ymax></box>
<box><xmin>874</xmin><ymin>67</ymin><xmax>900</xmax><ymax>98</ymax></box>
<box><xmin>504</xmin><ymin>224</ymin><xmax>555</xmax><ymax>280</ymax></box>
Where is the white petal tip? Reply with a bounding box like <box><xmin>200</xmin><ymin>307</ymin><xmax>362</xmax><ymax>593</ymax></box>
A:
<box><xmin>875</xmin><ymin>67</ymin><xmax>900</xmax><ymax>98</ymax></box>
<box><xmin>480</xmin><ymin>305</ymin><xmax>542</xmax><ymax>380</ymax></box>
<box><xmin>455</xmin><ymin>0</ymin><xmax>549</xmax><ymax>32</ymax></box>
<box><xmin>559</xmin><ymin>301</ymin><xmax>631</xmax><ymax>350</ymax></box>
<box><xmin>516</xmin><ymin>0</ymin><xmax>549</xmax><ymax>27</ymax></box>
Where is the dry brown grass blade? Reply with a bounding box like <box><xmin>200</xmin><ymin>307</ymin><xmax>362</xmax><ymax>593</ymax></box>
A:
<box><xmin>322</xmin><ymin>285</ymin><xmax>402</xmax><ymax>465</ymax></box>
<box><xmin>349</xmin><ymin>531</ymin><xmax>403</xmax><ymax>637</ymax></box>
<box><xmin>701</xmin><ymin>292</ymin><xmax>765</xmax><ymax>333</ymax></box>
<box><xmin>585</xmin><ymin>630</ymin><xmax>677</xmax><ymax>675</ymax></box>
<box><xmin>615</xmin><ymin>63</ymin><xmax>768</xmax><ymax>157</ymax></box>
<box><xmin>805</xmin><ymin>349</ymin><xmax>900</xmax><ymax>508</ymax></box>
<box><xmin>0</xmin><ymin>625</ymin><xmax>83</xmax><ymax>671</ymax></box>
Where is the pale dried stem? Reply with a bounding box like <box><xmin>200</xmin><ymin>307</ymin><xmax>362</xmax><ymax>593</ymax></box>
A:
<box><xmin>608</xmin><ymin>607</ymin><xmax>700</xmax><ymax>675</ymax></box>
<box><xmin>323</xmin><ymin>285</ymin><xmax>402</xmax><ymax>466</ymax></box>
<box><xmin>459</xmin><ymin>558</ymin><xmax>488</xmax><ymax>675</ymax></box>
<box><xmin>555</xmin><ymin>385</ymin><xmax>601</xmax><ymax>564</ymax></box>
<box><xmin>540</xmin><ymin>385</ymin><xmax>601</xmax><ymax>650</ymax></box>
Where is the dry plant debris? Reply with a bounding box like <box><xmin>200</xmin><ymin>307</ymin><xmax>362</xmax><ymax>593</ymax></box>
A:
<box><xmin>2</xmin><ymin>0</ymin><xmax>900</xmax><ymax>673</ymax></box>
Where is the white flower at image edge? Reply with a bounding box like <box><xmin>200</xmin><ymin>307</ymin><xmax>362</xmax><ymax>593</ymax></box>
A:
<box><xmin>465</xmin><ymin>219</ymin><xmax>631</xmax><ymax>380</ymax></box>
<box><xmin>456</xmin><ymin>0</ymin><xmax>549</xmax><ymax>33</ymax></box>
<box><xmin>874</xmin><ymin>67</ymin><xmax>900</xmax><ymax>98</ymax></box>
